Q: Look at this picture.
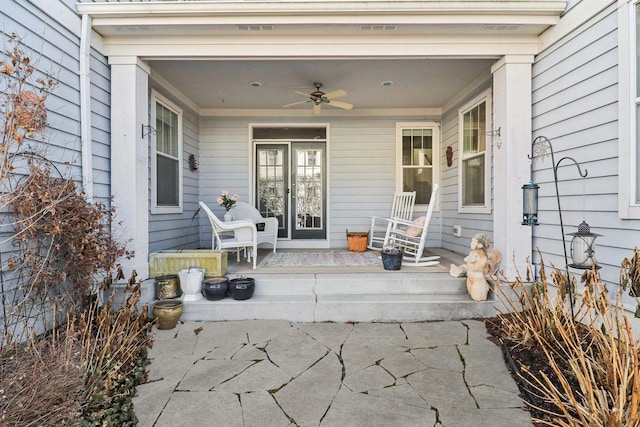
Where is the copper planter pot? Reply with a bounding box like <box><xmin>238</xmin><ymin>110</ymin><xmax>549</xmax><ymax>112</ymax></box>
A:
<box><xmin>152</xmin><ymin>299</ymin><xmax>183</xmax><ymax>330</ymax></box>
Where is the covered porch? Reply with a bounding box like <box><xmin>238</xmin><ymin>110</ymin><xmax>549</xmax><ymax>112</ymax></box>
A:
<box><xmin>75</xmin><ymin>1</ymin><xmax>568</xmax><ymax>293</ymax></box>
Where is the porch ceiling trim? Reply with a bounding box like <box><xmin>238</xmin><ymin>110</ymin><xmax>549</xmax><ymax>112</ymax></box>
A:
<box><xmin>104</xmin><ymin>38</ymin><xmax>541</xmax><ymax>59</ymax></box>
<box><xmin>77</xmin><ymin>1</ymin><xmax>568</xmax><ymax>18</ymax></box>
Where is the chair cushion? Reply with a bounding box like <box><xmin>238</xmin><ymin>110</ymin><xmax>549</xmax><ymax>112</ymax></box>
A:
<box><xmin>405</xmin><ymin>216</ymin><xmax>426</xmax><ymax>237</ymax></box>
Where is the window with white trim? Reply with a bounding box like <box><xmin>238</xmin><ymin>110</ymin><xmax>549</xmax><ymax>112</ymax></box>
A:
<box><xmin>619</xmin><ymin>0</ymin><xmax>640</xmax><ymax>218</ymax></box>
<box><xmin>396</xmin><ymin>122</ymin><xmax>440</xmax><ymax>208</ymax></box>
<box><xmin>151</xmin><ymin>91</ymin><xmax>183</xmax><ymax>214</ymax></box>
<box><xmin>458</xmin><ymin>90</ymin><xmax>491</xmax><ymax>213</ymax></box>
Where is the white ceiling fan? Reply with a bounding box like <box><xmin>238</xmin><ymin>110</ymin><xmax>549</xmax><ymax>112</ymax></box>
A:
<box><xmin>283</xmin><ymin>82</ymin><xmax>353</xmax><ymax>115</ymax></box>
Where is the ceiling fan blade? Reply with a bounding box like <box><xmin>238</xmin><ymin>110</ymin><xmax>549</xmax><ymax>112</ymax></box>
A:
<box><xmin>283</xmin><ymin>100</ymin><xmax>310</xmax><ymax>108</ymax></box>
<box><xmin>324</xmin><ymin>89</ymin><xmax>346</xmax><ymax>99</ymax></box>
<box><xmin>295</xmin><ymin>91</ymin><xmax>313</xmax><ymax>98</ymax></box>
<box><xmin>327</xmin><ymin>100</ymin><xmax>353</xmax><ymax>110</ymax></box>
<box><xmin>312</xmin><ymin>103</ymin><xmax>322</xmax><ymax>115</ymax></box>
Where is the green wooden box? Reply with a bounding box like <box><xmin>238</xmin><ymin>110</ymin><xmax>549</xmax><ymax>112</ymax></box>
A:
<box><xmin>149</xmin><ymin>250</ymin><xmax>228</xmax><ymax>278</ymax></box>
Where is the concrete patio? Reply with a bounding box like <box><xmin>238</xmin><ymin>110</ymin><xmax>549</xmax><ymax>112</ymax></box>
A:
<box><xmin>133</xmin><ymin>319</ymin><xmax>533</xmax><ymax>427</ymax></box>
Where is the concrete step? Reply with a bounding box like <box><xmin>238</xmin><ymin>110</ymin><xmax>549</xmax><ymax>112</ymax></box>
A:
<box><xmin>227</xmin><ymin>272</ymin><xmax>469</xmax><ymax>295</ymax></box>
<box><xmin>178</xmin><ymin>271</ymin><xmax>507</xmax><ymax>323</ymax></box>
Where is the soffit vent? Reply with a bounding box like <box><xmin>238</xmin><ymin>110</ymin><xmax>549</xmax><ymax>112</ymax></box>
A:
<box><xmin>359</xmin><ymin>25</ymin><xmax>398</xmax><ymax>31</ymax></box>
<box><xmin>112</xmin><ymin>26</ymin><xmax>152</xmax><ymax>33</ymax></box>
<box><xmin>236</xmin><ymin>25</ymin><xmax>275</xmax><ymax>31</ymax></box>
<box><xmin>482</xmin><ymin>24</ymin><xmax>521</xmax><ymax>31</ymax></box>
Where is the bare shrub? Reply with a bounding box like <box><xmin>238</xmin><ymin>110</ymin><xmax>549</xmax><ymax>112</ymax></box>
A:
<box><xmin>0</xmin><ymin>283</ymin><xmax>153</xmax><ymax>426</ymax></box>
<box><xmin>493</xmin><ymin>258</ymin><xmax>640</xmax><ymax>426</ymax></box>
<box><xmin>0</xmin><ymin>34</ymin><xmax>131</xmax><ymax>344</ymax></box>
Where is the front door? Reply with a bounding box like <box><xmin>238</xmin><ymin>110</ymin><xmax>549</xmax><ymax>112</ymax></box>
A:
<box><xmin>255</xmin><ymin>145</ymin><xmax>288</xmax><ymax>238</ymax></box>
<box><xmin>291</xmin><ymin>142</ymin><xmax>326</xmax><ymax>239</ymax></box>
<box><xmin>255</xmin><ymin>142</ymin><xmax>326</xmax><ymax>239</ymax></box>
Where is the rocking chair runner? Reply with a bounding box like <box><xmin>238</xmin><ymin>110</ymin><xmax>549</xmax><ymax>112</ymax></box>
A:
<box><xmin>382</xmin><ymin>184</ymin><xmax>440</xmax><ymax>267</ymax></box>
<box><xmin>368</xmin><ymin>191</ymin><xmax>416</xmax><ymax>250</ymax></box>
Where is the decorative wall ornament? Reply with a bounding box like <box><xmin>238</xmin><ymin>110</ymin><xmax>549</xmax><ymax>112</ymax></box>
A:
<box><xmin>188</xmin><ymin>153</ymin><xmax>198</xmax><ymax>171</ymax></box>
<box><xmin>446</xmin><ymin>146</ymin><xmax>453</xmax><ymax>167</ymax></box>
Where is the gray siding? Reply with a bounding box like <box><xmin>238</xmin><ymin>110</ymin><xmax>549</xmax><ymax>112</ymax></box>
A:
<box><xmin>1</xmin><ymin>0</ymin><xmax>111</xmax><ymax>201</ymax></box>
<box><xmin>440</xmin><ymin>80</ymin><xmax>494</xmax><ymax>256</ymax></box>
<box><xmin>148</xmin><ymin>80</ymin><xmax>201</xmax><ymax>253</ymax></box>
<box><xmin>532</xmin><ymin>1</ymin><xmax>628</xmax><ymax>291</ymax></box>
<box><xmin>0</xmin><ymin>0</ymin><xmax>112</xmax><ymax>338</ymax></box>
<box><xmin>198</xmin><ymin>116</ymin><xmax>443</xmax><ymax>249</ymax></box>
<box><xmin>90</xmin><ymin>53</ymin><xmax>113</xmax><ymax>203</ymax></box>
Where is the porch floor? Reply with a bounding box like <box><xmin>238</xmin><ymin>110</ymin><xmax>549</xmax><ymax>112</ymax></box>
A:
<box><xmin>227</xmin><ymin>247</ymin><xmax>461</xmax><ymax>275</ymax></box>
<box><xmin>180</xmin><ymin>248</ymin><xmax>510</xmax><ymax>323</ymax></box>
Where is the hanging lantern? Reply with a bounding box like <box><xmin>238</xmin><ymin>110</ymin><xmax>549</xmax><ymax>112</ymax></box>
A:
<box><xmin>567</xmin><ymin>221</ymin><xmax>601</xmax><ymax>269</ymax></box>
<box><xmin>521</xmin><ymin>181</ymin><xmax>539</xmax><ymax>226</ymax></box>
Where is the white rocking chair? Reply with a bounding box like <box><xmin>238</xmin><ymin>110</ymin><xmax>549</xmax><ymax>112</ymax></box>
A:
<box><xmin>382</xmin><ymin>184</ymin><xmax>440</xmax><ymax>267</ymax></box>
<box><xmin>368</xmin><ymin>191</ymin><xmax>416</xmax><ymax>250</ymax></box>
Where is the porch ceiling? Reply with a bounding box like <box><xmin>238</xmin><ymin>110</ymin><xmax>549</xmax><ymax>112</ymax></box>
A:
<box><xmin>79</xmin><ymin>0</ymin><xmax>566</xmax><ymax>113</ymax></box>
<box><xmin>148</xmin><ymin>58</ymin><xmax>496</xmax><ymax>111</ymax></box>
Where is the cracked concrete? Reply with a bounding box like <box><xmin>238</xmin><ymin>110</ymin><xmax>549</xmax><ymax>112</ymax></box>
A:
<box><xmin>134</xmin><ymin>320</ymin><xmax>532</xmax><ymax>427</ymax></box>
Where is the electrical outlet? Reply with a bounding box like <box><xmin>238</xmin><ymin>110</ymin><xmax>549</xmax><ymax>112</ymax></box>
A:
<box><xmin>453</xmin><ymin>225</ymin><xmax>462</xmax><ymax>237</ymax></box>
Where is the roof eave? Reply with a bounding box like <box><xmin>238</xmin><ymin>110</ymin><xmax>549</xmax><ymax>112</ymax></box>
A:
<box><xmin>77</xmin><ymin>1</ymin><xmax>568</xmax><ymax>19</ymax></box>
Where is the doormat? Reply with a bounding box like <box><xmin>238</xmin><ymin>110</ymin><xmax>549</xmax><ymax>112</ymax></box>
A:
<box><xmin>263</xmin><ymin>251</ymin><xmax>381</xmax><ymax>268</ymax></box>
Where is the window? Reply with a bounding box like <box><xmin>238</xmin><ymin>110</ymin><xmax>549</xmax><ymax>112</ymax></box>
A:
<box><xmin>458</xmin><ymin>90</ymin><xmax>491</xmax><ymax>213</ymax></box>
<box><xmin>619</xmin><ymin>0</ymin><xmax>640</xmax><ymax>218</ymax></box>
<box><xmin>396</xmin><ymin>122</ymin><xmax>440</xmax><ymax>207</ymax></box>
<box><xmin>151</xmin><ymin>91</ymin><xmax>183</xmax><ymax>214</ymax></box>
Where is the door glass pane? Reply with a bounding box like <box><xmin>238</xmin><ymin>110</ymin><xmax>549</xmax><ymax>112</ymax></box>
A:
<box><xmin>253</xmin><ymin>127</ymin><xmax>326</xmax><ymax>139</ymax></box>
<box><xmin>296</xmin><ymin>149</ymin><xmax>323</xmax><ymax>230</ymax></box>
<box><xmin>257</xmin><ymin>148</ymin><xmax>285</xmax><ymax>231</ymax></box>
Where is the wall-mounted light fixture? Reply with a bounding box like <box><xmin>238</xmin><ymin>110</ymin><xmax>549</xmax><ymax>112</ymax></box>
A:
<box><xmin>484</xmin><ymin>127</ymin><xmax>501</xmax><ymax>137</ymax></box>
<box><xmin>141</xmin><ymin>124</ymin><xmax>157</xmax><ymax>138</ymax></box>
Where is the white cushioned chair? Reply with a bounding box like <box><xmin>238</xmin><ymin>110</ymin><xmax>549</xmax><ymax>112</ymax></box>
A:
<box><xmin>230</xmin><ymin>202</ymin><xmax>278</xmax><ymax>254</ymax></box>
<box><xmin>199</xmin><ymin>201</ymin><xmax>258</xmax><ymax>269</ymax></box>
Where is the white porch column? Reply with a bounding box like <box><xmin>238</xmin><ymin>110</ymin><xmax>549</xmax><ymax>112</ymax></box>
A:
<box><xmin>109</xmin><ymin>57</ymin><xmax>150</xmax><ymax>279</ymax></box>
<box><xmin>491</xmin><ymin>55</ymin><xmax>534</xmax><ymax>281</ymax></box>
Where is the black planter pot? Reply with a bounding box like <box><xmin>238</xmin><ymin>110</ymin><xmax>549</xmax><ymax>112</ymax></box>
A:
<box><xmin>202</xmin><ymin>276</ymin><xmax>229</xmax><ymax>301</ymax></box>
<box><xmin>228</xmin><ymin>277</ymin><xmax>255</xmax><ymax>300</ymax></box>
<box><xmin>381</xmin><ymin>250</ymin><xmax>403</xmax><ymax>270</ymax></box>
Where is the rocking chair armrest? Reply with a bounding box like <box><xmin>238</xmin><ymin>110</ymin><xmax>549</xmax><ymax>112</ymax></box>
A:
<box><xmin>386</xmin><ymin>217</ymin><xmax>414</xmax><ymax>228</ymax></box>
<box><xmin>370</xmin><ymin>215</ymin><xmax>396</xmax><ymax>228</ymax></box>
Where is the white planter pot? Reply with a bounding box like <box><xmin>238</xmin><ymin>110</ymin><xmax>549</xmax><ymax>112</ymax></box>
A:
<box><xmin>179</xmin><ymin>268</ymin><xmax>204</xmax><ymax>302</ymax></box>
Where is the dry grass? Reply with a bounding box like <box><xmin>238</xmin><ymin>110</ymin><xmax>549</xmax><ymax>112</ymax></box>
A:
<box><xmin>494</xmin><ymin>258</ymin><xmax>640</xmax><ymax>426</ymax></box>
<box><xmin>0</xmin><ymin>284</ymin><xmax>154</xmax><ymax>426</ymax></box>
